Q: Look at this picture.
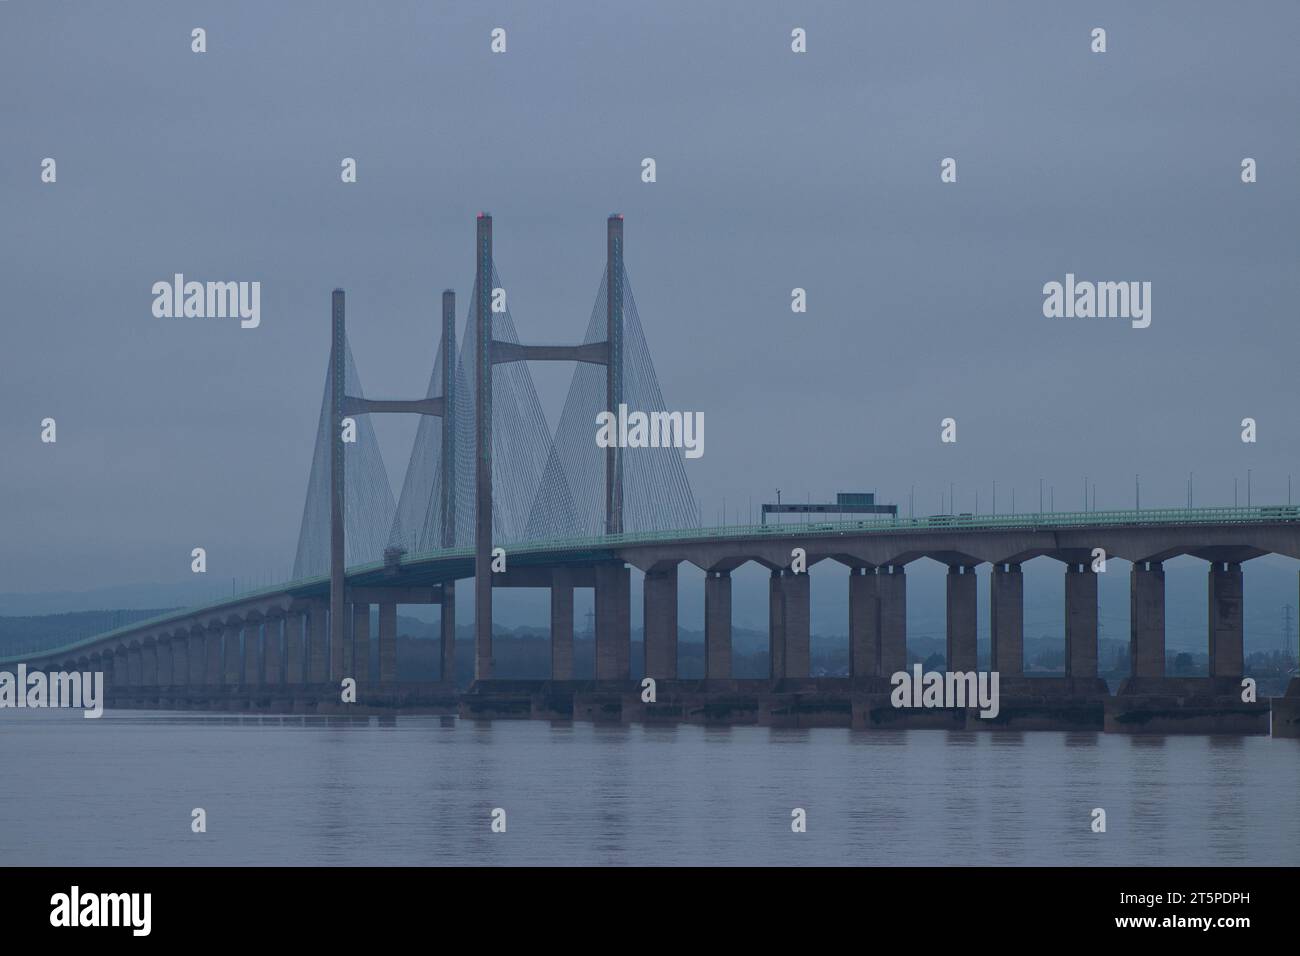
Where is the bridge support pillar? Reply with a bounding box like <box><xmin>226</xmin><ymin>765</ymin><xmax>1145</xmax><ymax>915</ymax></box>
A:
<box><xmin>308</xmin><ymin>601</ymin><xmax>329</xmax><ymax>682</ymax></box>
<box><xmin>159</xmin><ymin>641</ymin><xmax>174</xmax><ymax>687</ymax></box>
<box><xmin>780</xmin><ymin>571</ymin><xmax>811</xmax><ymax>678</ymax></box>
<box><xmin>550</xmin><ymin>570</ymin><xmax>574</xmax><ymax>680</ymax></box>
<box><xmin>769</xmin><ymin>571</ymin><xmax>786</xmax><ymax>678</ymax></box>
<box><xmin>170</xmin><ymin>637</ymin><xmax>187</xmax><ymax>687</ymax></box>
<box><xmin>378</xmin><ymin>602</ymin><xmax>397</xmax><ymax>682</ymax></box>
<box><xmin>142</xmin><ymin>643</ymin><xmax>158</xmax><ymax>686</ymax></box>
<box><xmin>158</xmin><ymin>641</ymin><xmax>173</xmax><ymax>687</ymax></box>
<box><xmin>440</xmin><ymin>583</ymin><xmax>456</xmax><ymax>685</ymax></box>
<box><xmin>594</xmin><ymin>563</ymin><xmax>631</xmax><ymax>680</ymax></box>
<box><xmin>243</xmin><ymin>621</ymin><xmax>261</xmax><ymax>686</ymax></box>
<box><xmin>849</xmin><ymin>567</ymin><xmax>880</xmax><ymax>677</ymax></box>
<box><xmin>990</xmin><ymin>563</ymin><xmax>1023</xmax><ymax>676</ymax></box>
<box><xmin>205</xmin><ymin>627</ymin><xmax>223</xmax><ymax>686</ymax></box>
<box><xmin>705</xmin><ymin>570</ymin><xmax>732</xmax><ymax>679</ymax></box>
<box><xmin>1130</xmin><ymin>561</ymin><xmax>1165</xmax><ymax>678</ymax></box>
<box><xmin>946</xmin><ymin>565</ymin><xmax>978</xmax><ymax>671</ymax></box>
<box><xmin>351</xmin><ymin>604</ymin><xmax>370</xmax><ymax>682</ymax></box>
<box><xmin>224</xmin><ymin>624</ymin><xmax>242</xmax><ymax>685</ymax></box>
<box><xmin>264</xmin><ymin>615</ymin><xmax>283</xmax><ymax>685</ymax></box>
<box><xmin>188</xmin><ymin>631</ymin><xmax>204</xmax><ymax>686</ymax></box>
<box><xmin>284</xmin><ymin>613</ymin><xmax>303</xmax><ymax>684</ymax></box>
<box><xmin>879</xmin><ymin>565</ymin><xmax>908</xmax><ymax>675</ymax></box>
<box><xmin>98</xmin><ymin>653</ymin><xmax>112</xmax><ymax>693</ymax></box>
<box><xmin>643</xmin><ymin>566</ymin><xmax>677</xmax><ymax>679</ymax></box>
<box><xmin>1064</xmin><ymin>564</ymin><xmax>1098</xmax><ymax>679</ymax></box>
<box><xmin>1208</xmin><ymin>561</ymin><xmax>1244</xmax><ymax>678</ymax></box>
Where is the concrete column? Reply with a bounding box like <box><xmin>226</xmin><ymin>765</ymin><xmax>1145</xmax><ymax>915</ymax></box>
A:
<box><xmin>551</xmin><ymin>569</ymin><xmax>575</xmax><ymax>680</ymax></box>
<box><xmin>308</xmin><ymin>601</ymin><xmax>329</xmax><ymax>682</ymax></box>
<box><xmin>440</xmin><ymin>581</ymin><xmax>456</xmax><ymax>685</ymax></box>
<box><xmin>264</xmin><ymin>615</ymin><xmax>283</xmax><ymax>685</ymax></box>
<box><xmin>142</xmin><ymin>643</ymin><xmax>158</xmax><ymax>686</ymax></box>
<box><xmin>171</xmin><ymin>636</ymin><xmax>188</xmax><ymax>686</ymax></box>
<box><xmin>1130</xmin><ymin>561</ymin><xmax>1165</xmax><ymax>678</ymax></box>
<box><xmin>879</xmin><ymin>565</ymin><xmax>908</xmax><ymax>675</ymax></box>
<box><xmin>849</xmin><ymin>567</ymin><xmax>880</xmax><ymax>678</ymax></box>
<box><xmin>378</xmin><ymin>603</ymin><xmax>397</xmax><ymax>682</ymax></box>
<box><xmin>284</xmin><ymin>613</ymin><xmax>304</xmax><ymax>684</ymax></box>
<box><xmin>352</xmin><ymin>604</ymin><xmax>371</xmax><ymax>681</ymax></box>
<box><xmin>704</xmin><ymin>570</ymin><xmax>732</xmax><ymax>679</ymax></box>
<box><xmin>223</xmin><ymin>624</ymin><xmax>242</xmax><ymax>685</ymax></box>
<box><xmin>989</xmin><ymin>563</ymin><xmax>1024</xmax><ymax>676</ymax></box>
<box><xmin>1208</xmin><ymin>561</ymin><xmax>1244</xmax><ymax>678</ymax></box>
<box><xmin>643</xmin><ymin>566</ymin><xmax>678</xmax><ymax>679</ymax></box>
<box><xmin>205</xmin><ymin>627</ymin><xmax>223</xmax><ymax>686</ymax></box>
<box><xmin>945</xmin><ymin>565</ymin><xmax>978</xmax><ymax>672</ymax></box>
<box><xmin>117</xmin><ymin>647</ymin><xmax>131</xmax><ymax>687</ymax></box>
<box><xmin>243</xmin><ymin>620</ymin><xmax>261</xmax><ymax>686</ymax></box>
<box><xmin>157</xmin><ymin>641</ymin><xmax>173</xmax><ymax>687</ymax></box>
<box><xmin>127</xmin><ymin>645</ymin><xmax>142</xmax><ymax>686</ymax></box>
<box><xmin>594</xmin><ymin>562</ymin><xmax>631</xmax><ymax>680</ymax></box>
<box><xmin>1064</xmin><ymin>563</ymin><xmax>1098</xmax><ymax>679</ymax></box>
<box><xmin>189</xmin><ymin>632</ymin><xmax>205</xmax><ymax>685</ymax></box>
<box><xmin>784</xmin><ymin>571</ymin><xmax>811</xmax><ymax>678</ymax></box>
<box><xmin>769</xmin><ymin>570</ymin><xmax>787</xmax><ymax>678</ymax></box>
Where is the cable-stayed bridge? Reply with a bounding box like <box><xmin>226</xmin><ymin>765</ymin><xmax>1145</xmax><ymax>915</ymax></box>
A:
<box><xmin>7</xmin><ymin>214</ymin><xmax>1300</xmax><ymax>735</ymax></box>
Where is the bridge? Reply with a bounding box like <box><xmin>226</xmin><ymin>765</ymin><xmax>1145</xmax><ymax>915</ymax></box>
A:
<box><xmin>6</xmin><ymin>214</ymin><xmax>1300</xmax><ymax>735</ymax></box>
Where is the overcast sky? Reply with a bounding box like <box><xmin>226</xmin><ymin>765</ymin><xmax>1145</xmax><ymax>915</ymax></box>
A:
<box><xmin>2</xmin><ymin>1</ymin><xmax>1298</xmax><ymax>595</ymax></box>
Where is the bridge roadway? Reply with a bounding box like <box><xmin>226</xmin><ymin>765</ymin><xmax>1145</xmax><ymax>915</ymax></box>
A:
<box><xmin>9</xmin><ymin>506</ymin><xmax>1300</xmax><ymax>735</ymax></box>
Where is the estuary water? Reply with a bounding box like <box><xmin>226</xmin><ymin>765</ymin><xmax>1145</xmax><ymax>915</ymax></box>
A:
<box><xmin>3</xmin><ymin>709</ymin><xmax>1298</xmax><ymax>866</ymax></box>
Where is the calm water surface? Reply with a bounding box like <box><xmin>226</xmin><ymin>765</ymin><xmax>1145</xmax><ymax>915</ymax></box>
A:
<box><xmin>3</xmin><ymin>710</ymin><xmax>1298</xmax><ymax>866</ymax></box>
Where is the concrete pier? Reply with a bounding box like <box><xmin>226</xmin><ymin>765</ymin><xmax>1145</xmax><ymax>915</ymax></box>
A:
<box><xmin>848</xmin><ymin>567</ymin><xmax>879</xmax><ymax>677</ymax></box>
<box><xmin>705</xmin><ymin>570</ymin><xmax>732</xmax><ymax>678</ymax></box>
<box><xmin>551</xmin><ymin>569</ymin><xmax>574</xmax><ymax>680</ymax></box>
<box><xmin>594</xmin><ymin>562</ymin><xmax>630</xmax><ymax>680</ymax></box>
<box><xmin>785</xmin><ymin>572</ymin><xmax>810</xmax><ymax>677</ymax></box>
<box><xmin>878</xmin><ymin>565</ymin><xmax>907</xmax><ymax>675</ymax></box>
<box><xmin>141</xmin><ymin>643</ymin><xmax>157</xmax><ymax>686</ymax></box>
<box><xmin>264</xmin><ymin>614</ymin><xmax>282</xmax><ymax>685</ymax></box>
<box><xmin>1130</xmin><ymin>561</ymin><xmax>1165</xmax><ymax>677</ymax></box>
<box><xmin>945</xmin><ymin>565</ymin><xmax>977</xmax><ymax>671</ymax></box>
<box><xmin>205</xmin><ymin>627</ymin><xmax>222</xmax><ymax>686</ymax></box>
<box><xmin>378</xmin><ymin>603</ymin><xmax>397</xmax><ymax>682</ymax></box>
<box><xmin>643</xmin><ymin>566</ymin><xmax>677</xmax><ymax>678</ymax></box>
<box><xmin>440</xmin><ymin>582</ymin><xmax>456</xmax><ymax>684</ymax></box>
<box><xmin>223</xmin><ymin>623</ymin><xmax>241</xmax><ymax>685</ymax></box>
<box><xmin>308</xmin><ymin>601</ymin><xmax>328</xmax><ymax>682</ymax></box>
<box><xmin>1064</xmin><ymin>564</ymin><xmax>1098</xmax><ymax>679</ymax></box>
<box><xmin>171</xmin><ymin>634</ymin><xmax>188</xmax><ymax>686</ymax></box>
<box><xmin>243</xmin><ymin>619</ymin><xmax>261</xmax><ymax>686</ymax></box>
<box><xmin>768</xmin><ymin>570</ymin><xmax>786</xmax><ymax>678</ymax></box>
<box><xmin>189</xmin><ymin>631</ymin><xmax>205</xmax><ymax>686</ymax></box>
<box><xmin>284</xmin><ymin>613</ymin><xmax>303</xmax><ymax>684</ymax></box>
<box><xmin>989</xmin><ymin>563</ymin><xmax>1023</xmax><ymax>675</ymax></box>
<box><xmin>1208</xmin><ymin>561</ymin><xmax>1244</xmax><ymax>678</ymax></box>
<box><xmin>352</xmin><ymin>603</ymin><xmax>370</xmax><ymax>681</ymax></box>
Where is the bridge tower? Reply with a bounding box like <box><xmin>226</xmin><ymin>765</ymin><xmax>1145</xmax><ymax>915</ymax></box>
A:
<box><xmin>327</xmin><ymin>289</ymin><xmax>458</xmax><ymax>676</ymax></box>
<box><xmin>471</xmin><ymin>214</ymin><xmax>627</xmax><ymax>680</ymax></box>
